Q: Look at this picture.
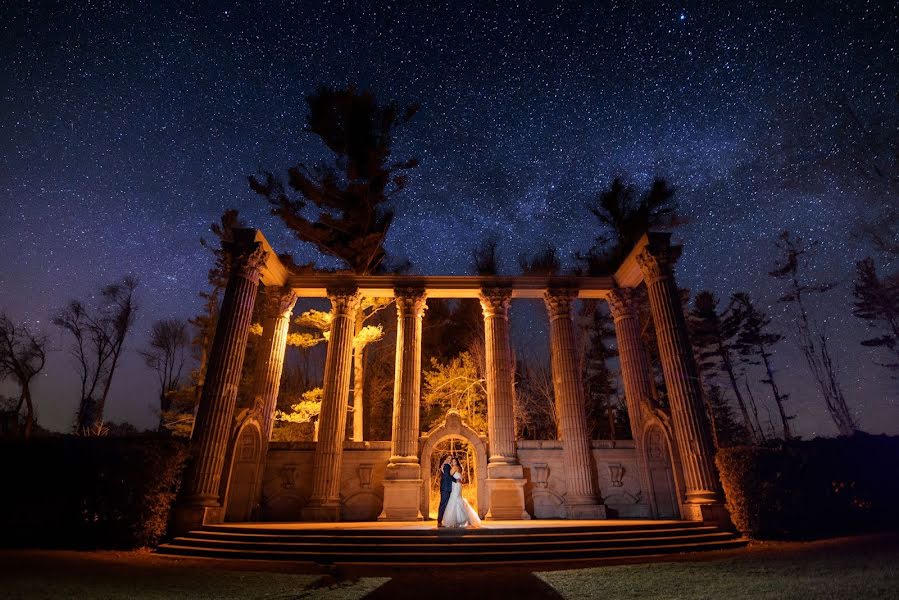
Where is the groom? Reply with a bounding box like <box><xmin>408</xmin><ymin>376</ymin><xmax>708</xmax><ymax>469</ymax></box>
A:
<box><xmin>436</xmin><ymin>455</ymin><xmax>454</xmax><ymax>527</ymax></box>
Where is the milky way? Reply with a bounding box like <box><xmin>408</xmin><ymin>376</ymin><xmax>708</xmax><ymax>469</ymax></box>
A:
<box><xmin>1</xmin><ymin>1</ymin><xmax>896</xmax><ymax>434</ymax></box>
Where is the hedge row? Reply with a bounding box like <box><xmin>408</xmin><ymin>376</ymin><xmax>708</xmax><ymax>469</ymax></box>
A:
<box><xmin>716</xmin><ymin>433</ymin><xmax>899</xmax><ymax>539</ymax></box>
<box><xmin>0</xmin><ymin>435</ymin><xmax>189</xmax><ymax>549</ymax></box>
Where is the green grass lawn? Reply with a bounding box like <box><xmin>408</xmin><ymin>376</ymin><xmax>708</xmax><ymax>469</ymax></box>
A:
<box><xmin>536</xmin><ymin>538</ymin><xmax>899</xmax><ymax>600</ymax></box>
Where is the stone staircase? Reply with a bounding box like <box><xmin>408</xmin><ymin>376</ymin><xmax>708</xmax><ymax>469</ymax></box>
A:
<box><xmin>156</xmin><ymin>521</ymin><xmax>746</xmax><ymax>565</ymax></box>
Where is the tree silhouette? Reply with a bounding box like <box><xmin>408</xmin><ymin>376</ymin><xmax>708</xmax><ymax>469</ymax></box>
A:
<box><xmin>54</xmin><ymin>277</ymin><xmax>138</xmax><ymax>434</ymax></box>
<box><xmin>0</xmin><ymin>313</ymin><xmax>47</xmax><ymax>439</ymax></box>
<box><xmin>688</xmin><ymin>291</ymin><xmax>756</xmax><ymax>442</ymax></box>
<box><xmin>249</xmin><ymin>86</ymin><xmax>419</xmax><ymax>275</ymax></box>
<box><xmin>852</xmin><ymin>257</ymin><xmax>899</xmax><ymax>376</ymax></box>
<box><xmin>578</xmin><ymin>177</ymin><xmax>682</xmax><ymax>275</ymax></box>
<box><xmin>769</xmin><ymin>231</ymin><xmax>859</xmax><ymax>436</ymax></box>
<box><xmin>730</xmin><ymin>292</ymin><xmax>794</xmax><ymax>439</ymax></box>
<box><xmin>140</xmin><ymin>319</ymin><xmax>191</xmax><ymax>432</ymax></box>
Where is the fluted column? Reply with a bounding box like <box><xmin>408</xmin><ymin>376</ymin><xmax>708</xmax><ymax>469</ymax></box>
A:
<box><xmin>379</xmin><ymin>288</ymin><xmax>427</xmax><ymax>521</ymax></box>
<box><xmin>607</xmin><ymin>287</ymin><xmax>658</xmax><ymax>516</ymax></box>
<box><xmin>254</xmin><ymin>287</ymin><xmax>298</xmax><ymax>442</ymax></box>
<box><xmin>479</xmin><ymin>288</ymin><xmax>518</xmax><ymax>465</ymax></box>
<box><xmin>606</xmin><ymin>288</ymin><xmax>653</xmax><ymax>438</ymax></box>
<box><xmin>544</xmin><ymin>289</ymin><xmax>605</xmax><ymax>518</ymax></box>
<box><xmin>175</xmin><ymin>234</ymin><xmax>266</xmax><ymax>531</ymax></box>
<box><xmin>637</xmin><ymin>235</ymin><xmax>725</xmax><ymax>520</ymax></box>
<box><xmin>479</xmin><ymin>288</ymin><xmax>530</xmax><ymax>519</ymax></box>
<box><xmin>302</xmin><ymin>287</ymin><xmax>361</xmax><ymax>522</ymax></box>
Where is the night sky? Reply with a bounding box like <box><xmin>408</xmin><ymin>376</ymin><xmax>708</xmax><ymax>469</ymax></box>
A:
<box><xmin>1</xmin><ymin>1</ymin><xmax>896</xmax><ymax>436</ymax></box>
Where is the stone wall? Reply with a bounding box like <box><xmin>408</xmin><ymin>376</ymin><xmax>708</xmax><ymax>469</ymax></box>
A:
<box><xmin>260</xmin><ymin>439</ymin><xmax>649</xmax><ymax>521</ymax></box>
<box><xmin>517</xmin><ymin>439</ymin><xmax>650</xmax><ymax>519</ymax></box>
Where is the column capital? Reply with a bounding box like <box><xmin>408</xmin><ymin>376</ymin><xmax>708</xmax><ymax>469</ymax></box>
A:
<box><xmin>226</xmin><ymin>240</ymin><xmax>268</xmax><ymax>283</ymax></box>
<box><xmin>479</xmin><ymin>287</ymin><xmax>512</xmax><ymax>318</ymax></box>
<box><xmin>636</xmin><ymin>242</ymin><xmax>682</xmax><ymax>285</ymax></box>
<box><xmin>543</xmin><ymin>288</ymin><xmax>578</xmax><ymax>319</ymax></box>
<box><xmin>260</xmin><ymin>286</ymin><xmax>298</xmax><ymax>319</ymax></box>
<box><xmin>606</xmin><ymin>287</ymin><xmax>641</xmax><ymax>320</ymax></box>
<box><xmin>326</xmin><ymin>287</ymin><xmax>362</xmax><ymax>315</ymax></box>
<box><xmin>394</xmin><ymin>287</ymin><xmax>428</xmax><ymax>315</ymax></box>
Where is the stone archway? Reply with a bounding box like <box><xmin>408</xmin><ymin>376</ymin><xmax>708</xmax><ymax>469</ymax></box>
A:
<box><xmin>419</xmin><ymin>410</ymin><xmax>488</xmax><ymax>519</ymax></box>
<box><xmin>224</xmin><ymin>420</ymin><xmax>263</xmax><ymax>522</ymax></box>
<box><xmin>641</xmin><ymin>419</ymin><xmax>682</xmax><ymax>519</ymax></box>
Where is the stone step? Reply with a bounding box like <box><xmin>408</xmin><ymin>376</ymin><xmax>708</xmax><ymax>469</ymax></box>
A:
<box><xmin>166</xmin><ymin>531</ymin><xmax>736</xmax><ymax>554</ymax></box>
<box><xmin>181</xmin><ymin>525</ymin><xmax>723</xmax><ymax>545</ymax></box>
<box><xmin>156</xmin><ymin>537</ymin><xmax>747</xmax><ymax>564</ymax></box>
<box><xmin>199</xmin><ymin>520</ymin><xmax>700</xmax><ymax>537</ymax></box>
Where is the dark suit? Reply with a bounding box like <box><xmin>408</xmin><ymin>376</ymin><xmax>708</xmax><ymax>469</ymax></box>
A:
<box><xmin>437</xmin><ymin>463</ymin><xmax>454</xmax><ymax>525</ymax></box>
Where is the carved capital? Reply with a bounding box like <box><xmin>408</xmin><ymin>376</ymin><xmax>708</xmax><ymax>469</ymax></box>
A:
<box><xmin>260</xmin><ymin>286</ymin><xmax>298</xmax><ymax>319</ymax></box>
<box><xmin>543</xmin><ymin>288</ymin><xmax>578</xmax><ymax>319</ymax></box>
<box><xmin>636</xmin><ymin>243</ymin><xmax>682</xmax><ymax>285</ymax></box>
<box><xmin>478</xmin><ymin>287</ymin><xmax>512</xmax><ymax>318</ymax></box>
<box><xmin>326</xmin><ymin>287</ymin><xmax>362</xmax><ymax>316</ymax></box>
<box><xmin>606</xmin><ymin>287</ymin><xmax>641</xmax><ymax>320</ymax></box>
<box><xmin>227</xmin><ymin>241</ymin><xmax>268</xmax><ymax>283</ymax></box>
<box><xmin>394</xmin><ymin>288</ymin><xmax>428</xmax><ymax>316</ymax></box>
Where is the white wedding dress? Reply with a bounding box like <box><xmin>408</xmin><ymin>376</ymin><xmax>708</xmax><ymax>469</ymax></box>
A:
<box><xmin>441</xmin><ymin>472</ymin><xmax>482</xmax><ymax>528</ymax></box>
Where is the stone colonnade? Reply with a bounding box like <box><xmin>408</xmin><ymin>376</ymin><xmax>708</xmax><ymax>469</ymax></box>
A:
<box><xmin>173</xmin><ymin>230</ymin><xmax>728</xmax><ymax>529</ymax></box>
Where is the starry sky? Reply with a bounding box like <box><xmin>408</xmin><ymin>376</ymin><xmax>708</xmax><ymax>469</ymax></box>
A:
<box><xmin>1</xmin><ymin>1</ymin><xmax>896</xmax><ymax>436</ymax></box>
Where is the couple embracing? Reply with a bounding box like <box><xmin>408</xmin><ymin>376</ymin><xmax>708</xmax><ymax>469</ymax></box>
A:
<box><xmin>436</xmin><ymin>455</ymin><xmax>481</xmax><ymax>529</ymax></box>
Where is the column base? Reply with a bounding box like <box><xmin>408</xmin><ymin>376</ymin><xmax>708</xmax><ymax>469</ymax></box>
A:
<box><xmin>170</xmin><ymin>504</ymin><xmax>225</xmax><ymax>536</ymax></box>
<box><xmin>564</xmin><ymin>499</ymin><xmax>607</xmax><ymax>520</ymax></box>
<box><xmin>301</xmin><ymin>502</ymin><xmax>341</xmax><ymax>522</ymax></box>
<box><xmin>681</xmin><ymin>501</ymin><xmax>734</xmax><ymax>530</ymax></box>
<box><xmin>378</xmin><ymin>478</ymin><xmax>424</xmax><ymax>521</ymax></box>
<box><xmin>485</xmin><ymin>463</ymin><xmax>531</xmax><ymax>520</ymax></box>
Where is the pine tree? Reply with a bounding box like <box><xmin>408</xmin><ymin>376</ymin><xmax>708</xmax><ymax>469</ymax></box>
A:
<box><xmin>582</xmin><ymin>306</ymin><xmax>624</xmax><ymax>439</ymax></box>
<box><xmin>703</xmin><ymin>383</ymin><xmax>749</xmax><ymax>448</ymax></box>
<box><xmin>688</xmin><ymin>291</ymin><xmax>756</xmax><ymax>441</ymax></box>
<box><xmin>852</xmin><ymin>257</ymin><xmax>899</xmax><ymax>375</ymax></box>
<box><xmin>731</xmin><ymin>292</ymin><xmax>794</xmax><ymax>439</ymax></box>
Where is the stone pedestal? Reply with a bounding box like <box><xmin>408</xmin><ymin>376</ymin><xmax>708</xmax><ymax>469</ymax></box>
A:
<box><xmin>479</xmin><ymin>288</ymin><xmax>530</xmax><ymax>520</ymax></box>
<box><xmin>173</xmin><ymin>233</ymin><xmax>265</xmax><ymax>532</ymax></box>
<box><xmin>302</xmin><ymin>288</ymin><xmax>361</xmax><ymax>522</ymax></box>
<box><xmin>544</xmin><ymin>289</ymin><xmax>605</xmax><ymax>519</ymax></box>
<box><xmin>637</xmin><ymin>234</ymin><xmax>726</xmax><ymax>513</ymax></box>
<box><xmin>379</xmin><ymin>289</ymin><xmax>427</xmax><ymax>521</ymax></box>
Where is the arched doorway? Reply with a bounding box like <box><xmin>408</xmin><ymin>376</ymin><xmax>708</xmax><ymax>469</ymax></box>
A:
<box><xmin>224</xmin><ymin>421</ymin><xmax>263</xmax><ymax>522</ymax></box>
<box><xmin>643</xmin><ymin>422</ymin><xmax>680</xmax><ymax>519</ymax></box>
<box><xmin>419</xmin><ymin>410</ymin><xmax>488</xmax><ymax>520</ymax></box>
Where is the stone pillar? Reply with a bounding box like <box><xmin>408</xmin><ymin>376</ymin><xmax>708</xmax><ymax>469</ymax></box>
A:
<box><xmin>254</xmin><ymin>287</ymin><xmax>298</xmax><ymax>442</ymax></box>
<box><xmin>544</xmin><ymin>289</ymin><xmax>605</xmax><ymax>518</ymax></box>
<box><xmin>379</xmin><ymin>288</ymin><xmax>427</xmax><ymax>521</ymax></box>
<box><xmin>302</xmin><ymin>288</ymin><xmax>362</xmax><ymax>521</ymax></box>
<box><xmin>637</xmin><ymin>235</ymin><xmax>728</xmax><ymax>524</ymax></box>
<box><xmin>606</xmin><ymin>287</ymin><xmax>657</xmax><ymax>516</ymax></box>
<box><xmin>173</xmin><ymin>234</ymin><xmax>266</xmax><ymax>532</ymax></box>
<box><xmin>479</xmin><ymin>288</ymin><xmax>530</xmax><ymax>520</ymax></box>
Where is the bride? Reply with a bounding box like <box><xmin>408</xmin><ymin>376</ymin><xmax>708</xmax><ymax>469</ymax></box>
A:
<box><xmin>441</xmin><ymin>457</ymin><xmax>482</xmax><ymax>528</ymax></box>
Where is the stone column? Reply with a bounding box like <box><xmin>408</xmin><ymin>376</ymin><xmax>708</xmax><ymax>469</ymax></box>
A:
<box><xmin>479</xmin><ymin>288</ymin><xmax>530</xmax><ymax>519</ymax></box>
<box><xmin>544</xmin><ymin>289</ymin><xmax>605</xmax><ymax>518</ymax></box>
<box><xmin>636</xmin><ymin>235</ymin><xmax>728</xmax><ymax>524</ymax></box>
<box><xmin>379</xmin><ymin>288</ymin><xmax>427</xmax><ymax>521</ymax></box>
<box><xmin>302</xmin><ymin>288</ymin><xmax>361</xmax><ymax>522</ymax></box>
<box><xmin>173</xmin><ymin>235</ymin><xmax>266</xmax><ymax>532</ymax></box>
<box><xmin>606</xmin><ymin>287</ymin><xmax>656</xmax><ymax>516</ymax></box>
<box><xmin>254</xmin><ymin>287</ymin><xmax>298</xmax><ymax>442</ymax></box>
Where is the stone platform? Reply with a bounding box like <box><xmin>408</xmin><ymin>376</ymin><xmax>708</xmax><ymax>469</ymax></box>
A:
<box><xmin>157</xmin><ymin>519</ymin><xmax>745</xmax><ymax>565</ymax></box>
